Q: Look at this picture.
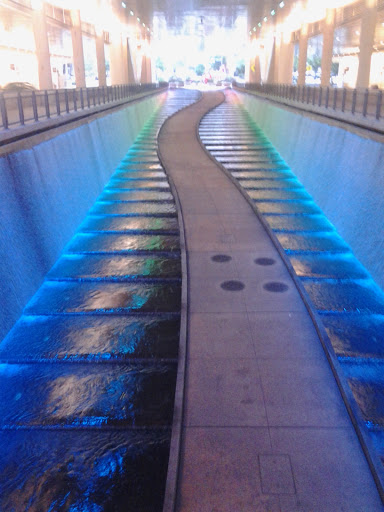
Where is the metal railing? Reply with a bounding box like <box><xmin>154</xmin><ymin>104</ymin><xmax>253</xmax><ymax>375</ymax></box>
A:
<box><xmin>0</xmin><ymin>83</ymin><xmax>166</xmax><ymax>132</ymax></box>
<box><xmin>236</xmin><ymin>82</ymin><xmax>384</xmax><ymax>130</ymax></box>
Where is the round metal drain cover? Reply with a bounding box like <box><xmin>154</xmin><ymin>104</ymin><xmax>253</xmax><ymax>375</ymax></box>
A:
<box><xmin>255</xmin><ymin>257</ymin><xmax>276</xmax><ymax>266</ymax></box>
<box><xmin>212</xmin><ymin>254</ymin><xmax>232</xmax><ymax>263</ymax></box>
<box><xmin>263</xmin><ymin>282</ymin><xmax>289</xmax><ymax>293</ymax></box>
<box><xmin>221</xmin><ymin>280</ymin><xmax>245</xmax><ymax>291</ymax></box>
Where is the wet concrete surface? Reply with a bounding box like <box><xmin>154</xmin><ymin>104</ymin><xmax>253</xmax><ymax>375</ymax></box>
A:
<box><xmin>0</xmin><ymin>89</ymin><xmax>200</xmax><ymax>511</ymax></box>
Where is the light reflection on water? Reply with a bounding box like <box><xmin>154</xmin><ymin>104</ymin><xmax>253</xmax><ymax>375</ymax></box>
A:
<box><xmin>0</xmin><ymin>89</ymin><xmax>202</xmax><ymax>510</ymax></box>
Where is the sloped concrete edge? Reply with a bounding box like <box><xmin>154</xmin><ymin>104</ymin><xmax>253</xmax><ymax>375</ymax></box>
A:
<box><xmin>196</xmin><ymin>95</ymin><xmax>384</xmax><ymax>505</ymax></box>
<box><xmin>156</xmin><ymin>91</ymin><xmax>203</xmax><ymax>512</ymax></box>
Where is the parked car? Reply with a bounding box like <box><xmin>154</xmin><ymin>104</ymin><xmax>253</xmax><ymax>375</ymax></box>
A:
<box><xmin>2</xmin><ymin>82</ymin><xmax>37</xmax><ymax>92</ymax></box>
<box><xmin>168</xmin><ymin>77</ymin><xmax>184</xmax><ymax>89</ymax></box>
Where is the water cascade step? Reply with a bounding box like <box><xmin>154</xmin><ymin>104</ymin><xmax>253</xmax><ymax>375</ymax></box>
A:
<box><xmin>0</xmin><ymin>89</ymin><xmax>200</xmax><ymax>511</ymax></box>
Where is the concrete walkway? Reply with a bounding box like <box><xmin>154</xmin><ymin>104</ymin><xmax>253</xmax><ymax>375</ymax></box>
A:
<box><xmin>158</xmin><ymin>91</ymin><xmax>384</xmax><ymax>512</ymax></box>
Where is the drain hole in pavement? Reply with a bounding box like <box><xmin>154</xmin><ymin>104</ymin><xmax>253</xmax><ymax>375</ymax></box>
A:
<box><xmin>212</xmin><ymin>254</ymin><xmax>232</xmax><ymax>263</ymax></box>
<box><xmin>263</xmin><ymin>282</ymin><xmax>289</xmax><ymax>293</ymax></box>
<box><xmin>255</xmin><ymin>257</ymin><xmax>276</xmax><ymax>266</ymax></box>
<box><xmin>221</xmin><ymin>280</ymin><xmax>245</xmax><ymax>291</ymax></box>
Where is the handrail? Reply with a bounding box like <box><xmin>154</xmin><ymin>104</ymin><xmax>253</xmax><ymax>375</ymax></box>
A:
<box><xmin>236</xmin><ymin>82</ymin><xmax>384</xmax><ymax>133</ymax></box>
<box><xmin>0</xmin><ymin>83</ymin><xmax>168</xmax><ymax>132</ymax></box>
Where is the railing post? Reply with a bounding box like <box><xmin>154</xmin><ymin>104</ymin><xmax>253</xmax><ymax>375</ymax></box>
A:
<box><xmin>86</xmin><ymin>87</ymin><xmax>90</xmax><ymax>108</ymax></box>
<box><xmin>102</xmin><ymin>86</ymin><xmax>106</xmax><ymax>104</ymax></box>
<box><xmin>17</xmin><ymin>92</ymin><xmax>25</xmax><ymax>125</ymax></box>
<box><xmin>32</xmin><ymin>90</ymin><xmax>38</xmax><ymax>121</ymax></box>
<box><xmin>80</xmin><ymin>88</ymin><xmax>84</xmax><ymax>110</ymax></box>
<box><xmin>342</xmin><ymin>88</ymin><xmax>347</xmax><ymax>112</ymax></box>
<box><xmin>44</xmin><ymin>90</ymin><xmax>50</xmax><ymax>118</ymax></box>
<box><xmin>55</xmin><ymin>89</ymin><xmax>60</xmax><ymax>116</ymax></box>
<box><xmin>73</xmin><ymin>89</ymin><xmax>77</xmax><ymax>111</ymax></box>
<box><xmin>106</xmin><ymin>86</ymin><xmax>110</xmax><ymax>103</ymax></box>
<box><xmin>325</xmin><ymin>87</ymin><xmax>330</xmax><ymax>109</ymax></box>
<box><xmin>318</xmin><ymin>87</ymin><xmax>323</xmax><ymax>107</ymax></box>
<box><xmin>306</xmin><ymin>86</ymin><xmax>310</xmax><ymax>103</ymax></box>
<box><xmin>0</xmin><ymin>93</ymin><xmax>9</xmax><ymax>130</ymax></box>
<box><xmin>312</xmin><ymin>87</ymin><xmax>316</xmax><ymax>105</ymax></box>
<box><xmin>376</xmin><ymin>89</ymin><xmax>382</xmax><ymax>120</ymax></box>
<box><xmin>333</xmin><ymin>88</ymin><xmax>337</xmax><ymax>110</ymax></box>
<box><xmin>352</xmin><ymin>88</ymin><xmax>357</xmax><ymax>114</ymax></box>
<box><xmin>97</xmin><ymin>87</ymin><xmax>101</xmax><ymax>105</ymax></box>
<box><xmin>362</xmin><ymin>88</ymin><xmax>369</xmax><ymax>117</ymax></box>
<box><xmin>64</xmin><ymin>89</ymin><xmax>69</xmax><ymax>113</ymax></box>
<box><xmin>93</xmin><ymin>88</ymin><xmax>96</xmax><ymax>106</ymax></box>
<box><xmin>302</xmin><ymin>86</ymin><xmax>305</xmax><ymax>102</ymax></box>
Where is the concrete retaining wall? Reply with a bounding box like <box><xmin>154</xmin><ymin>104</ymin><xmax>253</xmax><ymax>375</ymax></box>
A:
<box><xmin>0</xmin><ymin>94</ymin><xmax>164</xmax><ymax>340</ymax></box>
<box><xmin>238</xmin><ymin>91</ymin><xmax>384</xmax><ymax>292</ymax></box>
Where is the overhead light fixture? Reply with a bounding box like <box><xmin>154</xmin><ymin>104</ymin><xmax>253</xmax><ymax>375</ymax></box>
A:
<box><xmin>249</xmin><ymin>30</ymin><xmax>252</xmax><ymax>35</ymax></box>
<box><xmin>130</xmin><ymin>10</ymin><xmax>134</xmax><ymax>15</ymax></box>
<box><xmin>258</xmin><ymin>22</ymin><xmax>262</xmax><ymax>27</ymax></box>
<box><xmin>355</xmin><ymin>30</ymin><xmax>360</xmax><ymax>35</ymax></box>
<box><xmin>143</xmin><ymin>22</ymin><xmax>145</xmax><ymax>27</ymax></box>
<box><xmin>253</xmin><ymin>26</ymin><xmax>257</xmax><ymax>31</ymax></box>
<box><xmin>137</xmin><ymin>17</ymin><xmax>140</xmax><ymax>22</ymax></box>
<box><xmin>264</xmin><ymin>16</ymin><xmax>268</xmax><ymax>22</ymax></box>
<box><xmin>279</xmin><ymin>1</ymin><xmax>285</xmax><ymax>7</ymax></box>
<box><xmin>121</xmin><ymin>2</ymin><xmax>126</xmax><ymax>8</ymax></box>
<box><xmin>271</xmin><ymin>9</ymin><xmax>276</xmax><ymax>16</ymax></box>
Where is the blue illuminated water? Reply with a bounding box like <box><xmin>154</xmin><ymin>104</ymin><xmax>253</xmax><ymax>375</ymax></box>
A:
<box><xmin>0</xmin><ymin>89</ymin><xmax>200</xmax><ymax>511</ymax></box>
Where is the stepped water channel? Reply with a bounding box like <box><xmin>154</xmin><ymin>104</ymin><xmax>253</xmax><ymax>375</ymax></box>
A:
<box><xmin>199</xmin><ymin>89</ymin><xmax>384</xmax><ymax>500</ymax></box>
<box><xmin>0</xmin><ymin>89</ymin><xmax>199</xmax><ymax>511</ymax></box>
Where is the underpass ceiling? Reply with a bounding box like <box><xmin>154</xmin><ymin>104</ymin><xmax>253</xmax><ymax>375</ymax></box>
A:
<box><xmin>126</xmin><ymin>0</ymin><xmax>289</xmax><ymax>34</ymax></box>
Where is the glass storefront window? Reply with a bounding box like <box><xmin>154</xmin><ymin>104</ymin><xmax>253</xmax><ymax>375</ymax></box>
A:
<box><xmin>82</xmin><ymin>35</ymin><xmax>98</xmax><ymax>87</ymax></box>
<box><xmin>370</xmin><ymin>11</ymin><xmax>384</xmax><ymax>89</ymax></box>
<box><xmin>47</xmin><ymin>24</ymin><xmax>74</xmax><ymax>88</ymax></box>
<box><xmin>0</xmin><ymin>6</ymin><xmax>38</xmax><ymax>87</ymax></box>
<box><xmin>332</xmin><ymin>20</ymin><xmax>361</xmax><ymax>88</ymax></box>
<box><xmin>306</xmin><ymin>33</ymin><xmax>323</xmax><ymax>85</ymax></box>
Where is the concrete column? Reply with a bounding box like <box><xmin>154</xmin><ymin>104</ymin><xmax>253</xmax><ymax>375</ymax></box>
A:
<box><xmin>145</xmin><ymin>56</ymin><xmax>152</xmax><ymax>83</ymax></box>
<box><xmin>146</xmin><ymin>40</ymin><xmax>152</xmax><ymax>83</ymax></box>
<box><xmin>32</xmin><ymin>3</ymin><xmax>53</xmax><ymax>90</ymax></box>
<box><xmin>274</xmin><ymin>34</ymin><xmax>282</xmax><ymax>83</ymax></box>
<box><xmin>121</xmin><ymin>36</ymin><xmax>129</xmax><ymax>84</ymax></box>
<box><xmin>266</xmin><ymin>39</ymin><xmax>276</xmax><ymax>83</ymax></box>
<box><xmin>321</xmin><ymin>8</ymin><xmax>336</xmax><ymax>86</ymax></box>
<box><xmin>279</xmin><ymin>36</ymin><xmax>294</xmax><ymax>83</ymax></box>
<box><xmin>248</xmin><ymin>55</ymin><xmax>261</xmax><ymax>84</ymax></box>
<box><xmin>298</xmin><ymin>23</ymin><xmax>309</xmax><ymax>85</ymax></box>
<box><xmin>356</xmin><ymin>0</ymin><xmax>378</xmax><ymax>89</ymax></box>
<box><xmin>140</xmin><ymin>55</ymin><xmax>148</xmax><ymax>83</ymax></box>
<box><xmin>95</xmin><ymin>33</ymin><xmax>106</xmax><ymax>86</ymax></box>
<box><xmin>70</xmin><ymin>10</ymin><xmax>86</xmax><ymax>87</ymax></box>
<box><xmin>110</xmin><ymin>34</ymin><xmax>123</xmax><ymax>85</ymax></box>
<box><xmin>127</xmin><ymin>38</ymin><xmax>136</xmax><ymax>83</ymax></box>
<box><xmin>248</xmin><ymin>38</ymin><xmax>261</xmax><ymax>84</ymax></box>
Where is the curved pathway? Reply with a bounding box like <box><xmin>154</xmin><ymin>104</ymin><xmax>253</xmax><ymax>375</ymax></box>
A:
<box><xmin>159</xmin><ymin>91</ymin><xmax>383</xmax><ymax>512</ymax></box>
